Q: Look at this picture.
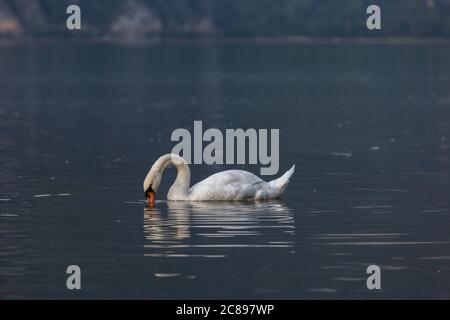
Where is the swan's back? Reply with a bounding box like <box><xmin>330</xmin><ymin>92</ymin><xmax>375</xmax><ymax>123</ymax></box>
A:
<box><xmin>192</xmin><ymin>170</ymin><xmax>262</xmax><ymax>187</ymax></box>
<box><xmin>188</xmin><ymin>168</ymin><xmax>293</xmax><ymax>201</ymax></box>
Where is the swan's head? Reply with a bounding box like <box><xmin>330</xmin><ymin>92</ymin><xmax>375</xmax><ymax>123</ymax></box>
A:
<box><xmin>143</xmin><ymin>169</ymin><xmax>162</xmax><ymax>206</ymax></box>
<box><xmin>143</xmin><ymin>154</ymin><xmax>188</xmax><ymax>206</ymax></box>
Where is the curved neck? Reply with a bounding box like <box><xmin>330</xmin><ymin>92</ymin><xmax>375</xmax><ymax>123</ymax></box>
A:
<box><xmin>156</xmin><ymin>154</ymin><xmax>191</xmax><ymax>195</ymax></box>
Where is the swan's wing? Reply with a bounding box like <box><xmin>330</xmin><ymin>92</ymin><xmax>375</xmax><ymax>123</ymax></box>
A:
<box><xmin>191</xmin><ymin>170</ymin><xmax>263</xmax><ymax>188</ymax></box>
<box><xmin>189</xmin><ymin>170</ymin><xmax>265</xmax><ymax>200</ymax></box>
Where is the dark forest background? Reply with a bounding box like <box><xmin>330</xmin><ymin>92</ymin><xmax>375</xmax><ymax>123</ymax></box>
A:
<box><xmin>0</xmin><ymin>0</ymin><xmax>450</xmax><ymax>40</ymax></box>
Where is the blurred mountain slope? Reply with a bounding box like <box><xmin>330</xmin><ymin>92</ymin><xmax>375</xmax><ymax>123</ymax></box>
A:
<box><xmin>0</xmin><ymin>0</ymin><xmax>449</xmax><ymax>39</ymax></box>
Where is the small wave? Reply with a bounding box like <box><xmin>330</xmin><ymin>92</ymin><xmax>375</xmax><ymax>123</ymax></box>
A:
<box><xmin>319</xmin><ymin>241</ymin><xmax>449</xmax><ymax>246</ymax></box>
<box><xmin>331</xmin><ymin>151</ymin><xmax>352</xmax><ymax>157</ymax></box>
<box><xmin>33</xmin><ymin>193</ymin><xmax>71</xmax><ymax>198</ymax></box>
<box><xmin>305</xmin><ymin>288</ymin><xmax>338</xmax><ymax>293</ymax></box>
<box><xmin>331</xmin><ymin>277</ymin><xmax>365</xmax><ymax>282</ymax></box>
<box><xmin>154</xmin><ymin>273</ymin><xmax>181</xmax><ymax>278</ymax></box>
<box><xmin>419</xmin><ymin>256</ymin><xmax>450</xmax><ymax>260</ymax></box>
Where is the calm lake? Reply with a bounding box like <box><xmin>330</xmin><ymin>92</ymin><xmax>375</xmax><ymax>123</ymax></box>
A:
<box><xmin>0</xmin><ymin>41</ymin><xmax>449</xmax><ymax>299</ymax></box>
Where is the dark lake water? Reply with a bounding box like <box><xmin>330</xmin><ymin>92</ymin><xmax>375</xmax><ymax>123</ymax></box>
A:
<box><xmin>0</xmin><ymin>41</ymin><xmax>449</xmax><ymax>299</ymax></box>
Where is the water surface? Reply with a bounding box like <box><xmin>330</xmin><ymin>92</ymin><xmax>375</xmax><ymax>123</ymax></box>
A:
<box><xmin>0</xmin><ymin>41</ymin><xmax>449</xmax><ymax>299</ymax></box>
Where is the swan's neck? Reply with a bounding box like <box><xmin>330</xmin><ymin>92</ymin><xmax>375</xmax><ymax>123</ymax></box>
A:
<box><xmin>156</xmin><ymin>154</ymin><xmax>191</xmax><ymax>198</ymax></box>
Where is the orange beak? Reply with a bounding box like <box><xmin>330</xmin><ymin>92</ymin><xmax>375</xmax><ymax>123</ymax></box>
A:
<box><xmin>147</xmin><ymin>191</ymin><xmax>155</xmax><ymax>206</ymax></box>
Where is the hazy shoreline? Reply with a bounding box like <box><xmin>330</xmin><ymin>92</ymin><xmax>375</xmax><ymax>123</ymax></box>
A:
<box><xmin>2</xmin><ymin>35</ymin><xmax>450</xmax><ymax>47</ymax></box>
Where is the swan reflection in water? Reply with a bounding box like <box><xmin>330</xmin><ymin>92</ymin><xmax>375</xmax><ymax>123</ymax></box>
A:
<box><xmin>143</xmin><ymin>201</ymin><xmax>295</xmax><ymax>258</ymax></box>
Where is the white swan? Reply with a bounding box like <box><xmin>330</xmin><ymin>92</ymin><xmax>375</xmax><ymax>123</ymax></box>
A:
<box><xmin>143</xmin><ymin>154</ymin><xmax>295</xmax><ymax>205</ymax></box>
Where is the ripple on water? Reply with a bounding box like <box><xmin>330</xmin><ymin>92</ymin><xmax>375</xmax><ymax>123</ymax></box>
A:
<box><xmin>154</xmin><ymin>273</ymin><xmax>181</xmax><ymax>278</ymax></box>
<box><xmin>419</xmin><ymin>256</ymin><xmax>450</xmax><ymax>260</ymax></box>
<box><xmin>0</xmin><ymin>213</ymin><xmax>19</xmax><ymax>217</ymax></box>
<box><xmin>32</xmin><ymin>193</ymin><xmax>71</xmax><ymax>198</ymax></box>
<box><xmin>305</xmin><ymin>288</ymin><xmax>339</xmax><ymax>294</ymax></box>
<box><xmin>319</xmin><ymin>241</ymin><xmax>450</xmax><ymax>246</ymax></box>
<box><xmin>331</xmin><ymin>277</ymin><xmax>365</xmax><ymax>282</ymax></box>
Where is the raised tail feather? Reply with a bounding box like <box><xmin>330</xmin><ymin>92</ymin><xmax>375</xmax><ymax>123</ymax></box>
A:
<box><xmin>269</xmin><ymin>165</ymin><xmax>295</xmax><ymax>194</ymax></box>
